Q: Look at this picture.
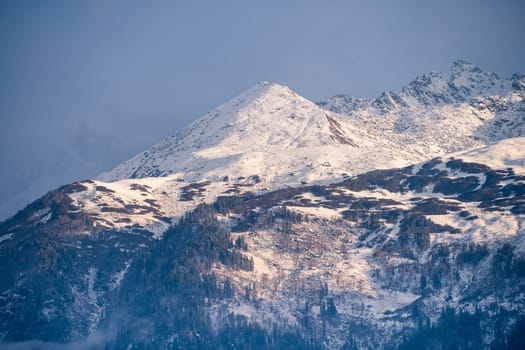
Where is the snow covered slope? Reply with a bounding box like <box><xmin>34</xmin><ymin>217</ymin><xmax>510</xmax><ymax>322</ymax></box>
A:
<box><xmin>3</xmin><ymin>62</ymin><xmax>523</xmax><ymax>238</ymax></box>
<box><xmin>100</xmin><ymin>61</ymin><xmax>524</xmax><ymax>187</ymax></box>
<box><xmin>320</xmin><ymin>60</ymin><xmax>525</xmax><ymax>156</ymax></box>
<box><xmin>4</xmin><ymin>62</ymin><xmax>518</xmax><ymax>236</ymax></box>
<box><xmin>91</xmin><ymin>140</ymin><xmax>524</xmax><ymax>349</ymax></box>
<box><xmin>98</xmin><ymin>81</ymin><xmax>413</xmax><ymax>185</ymax></box>
<box><xmin>83</xmin><ymin>63</ymin><xmax>523</xmax><ymax>233</ymax></box>
<box><xmin>2</xmin><ymin>137</ymin><xmax>523</xmax><ymax>242</ymax></box>
<box><xmin>2</xmin><ymin>137</ymin><xmax>524</xmax><ymax>349</ymax></box>
<box><xmin>201</xmin><ymin>146</ymin><xmax>525</xmax><ymax>349</ymax></box>
<box><xmin>458</xmin><ymin>137</ymin><xmax>525</xmax><ymax>173</ymax></box>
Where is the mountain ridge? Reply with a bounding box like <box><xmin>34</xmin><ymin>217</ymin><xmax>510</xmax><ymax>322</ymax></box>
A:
<box><xmin>101</xmin><ymin>60</ymin><xmax>525</xmax><ymax>182</ymax></box>
<box><xmin>1</xmin><ymin>61</ymin><xmax>524</xmax><ymax>349</ymax></box>
<box><xmin>97</xmin><ymin>81</ymin><xmax>371</xmax><ymax>183</ymax></box>
<box><xmin>2</xmin><ymin>62</ymin><xmax>524</xmax><ymax>237</ymax></box>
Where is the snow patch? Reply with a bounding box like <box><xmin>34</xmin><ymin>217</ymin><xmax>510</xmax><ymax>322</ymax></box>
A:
<box><xmin>109</xmin><ymin>260</ymin><xmax>132</xmax><ymax>291</ymax></box>
<box><xmin>0</xmin><ymin>233</ymin><xmax>13</xmax><ymax>244</ymax></box>
<box><xmin>457</xmin><ymin>137</ymin><xmax>525</xmax><ymax>173</ymax></box>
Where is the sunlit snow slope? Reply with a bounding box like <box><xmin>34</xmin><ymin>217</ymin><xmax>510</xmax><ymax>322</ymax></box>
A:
<box><xmin>90</xmin><ymin>62</ymin><xmax>523</xmax><ymax>233</ymax></box>
<box><xmin>320</xmin><ymin>60</ymin><xmax>525</xmax><ymax>156</ymax></box>
<box><xmin>98</xmin><ymin>81</ymin><xmax>413</xmax><ymax>184</ymax></box>
<box><xmin>6</xmin><ymin>62</ymin><xmax>523</xmax><ymax>236</ymax></box>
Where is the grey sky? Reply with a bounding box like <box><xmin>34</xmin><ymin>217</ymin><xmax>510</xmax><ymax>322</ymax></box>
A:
<box><xmin>1</xmin><ymin>0</ymin><xmax>524</xmax><ymax>220</ymax></box>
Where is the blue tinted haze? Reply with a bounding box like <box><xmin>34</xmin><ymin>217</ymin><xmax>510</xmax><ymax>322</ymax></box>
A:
<box><xmin>1</xmin><ymin>0</ymin><xmax>524</xmax><ymax>219</ymax></box>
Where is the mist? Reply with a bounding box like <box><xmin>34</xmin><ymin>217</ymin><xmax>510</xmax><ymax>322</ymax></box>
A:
<box><xmin>1</xmin><ymin>0</ymin><xmax>524</xmax><ymax>219</ymax></box>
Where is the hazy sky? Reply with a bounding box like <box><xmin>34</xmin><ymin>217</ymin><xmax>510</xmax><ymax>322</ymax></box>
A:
<box><xmin>1</xmin><ymin>0</ymin><xmax>524</xmax><ymax>219</ymax></box>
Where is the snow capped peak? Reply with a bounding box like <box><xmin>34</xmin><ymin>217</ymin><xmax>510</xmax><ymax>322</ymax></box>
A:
<box><xmin>92</xmin><ymin>62</ymin><xmax>524</xmax><ymax>235</ymax></box>
<box><xmin>98</xmin><ymin>82</ymin><xmax>367</xmax><ymax>183</ymax></box>
<box><xmin>325</xmin><ymin>60</ymin><xmax>522</xmax><ymax>109</ymax></box>
<box><xmin>397</xmin><ymin>61</ymin><xmax>503</xmax><ymax>105</ymax></box>
<box><xmin>318</xmin><ymin>60</ymin><xmax>524</xmax><ymax>162</ymax></box>
<box><xmin>99</xmin><ymin>60</ymin><xmax>524</xmax><ymax>188</ymax></box>
<box><xmin>450</xmin><ymin>59</ymin><xmax>481</xmax><ymax>73</ymax></box>
<box><xmin>448</xmin><ymin>61</ymin><xmax>502</xmax><ymax>94</ymax></box>
<box><xmin>224</xmin><ymin>81</ymin><xmax>299</xmax><ymax>109</ymax></box>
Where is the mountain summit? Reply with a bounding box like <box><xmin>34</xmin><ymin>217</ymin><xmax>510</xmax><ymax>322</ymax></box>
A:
<box><xmin>98</xmin><ymin>61</ymin><xmax>525</xmax><ymax>201</ymax></box>
<box><xmin>98</xmin><ymin>81</ymin><xmax>366</xmax><ymax>183</ymax></box>
<box><xmin>320</xmin><ymin>60</ymin><xmax>525</xmax><ymax>154</ymax></box>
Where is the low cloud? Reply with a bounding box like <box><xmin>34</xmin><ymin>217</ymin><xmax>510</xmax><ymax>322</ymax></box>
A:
<box><xmin>0</xmin><ymin>311</ymin><xmax>149</xmax><ymax>350</ymax></box>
